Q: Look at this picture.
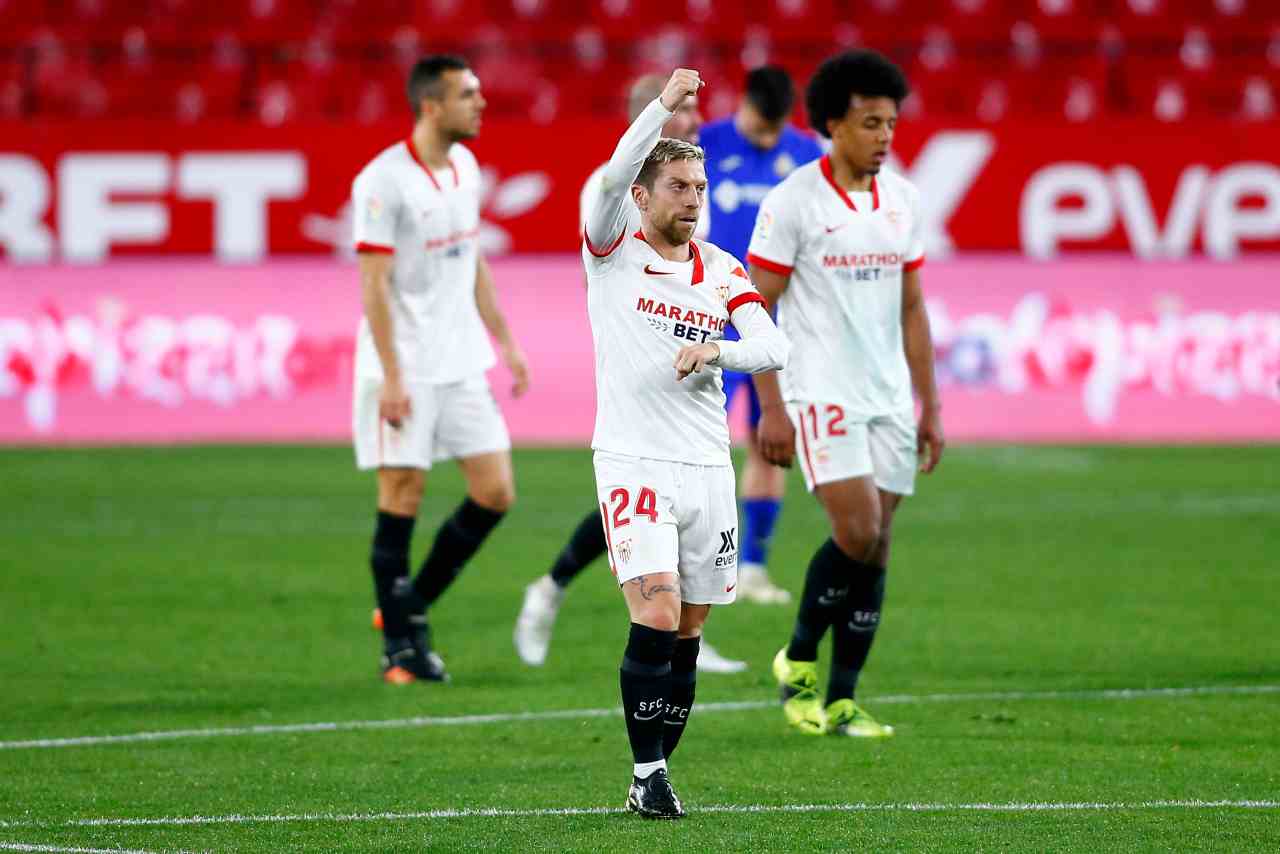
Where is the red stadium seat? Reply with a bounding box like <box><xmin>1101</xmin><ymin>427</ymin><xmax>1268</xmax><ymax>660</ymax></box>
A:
<box><xmin>589</xmin><ymin>0</ymin><xmax>669</xmax><ymax>41</ymax></box>
<box><xmin>0</xmin><ymin>0</ymin><xmax>50</xmax><ymax>47</ymax></box>
<box><xmin>1022</xmin><ymin>0</ymin><xmax>1111</xmax><ymax>43</ymax></box>
<box><xmin>9</xmin><ymin>0</ymin><xmax>1276</xmax><ymax>124</ymax></box>
<box><xmin>765</xmin><ymin>0</ymin><xmax>839</xmax><ymax>42</ymax></box>
<box><xmin>240</xmin><ymin>0</ymin><xmax>314</xmax><ymax>46</ymax></box>
<box><xmin>1236</xmin><ymin>73</ymin><xmax>1276</xmax><ymax>120</ymax></box>
<box><xmin>319</xmin><ymin>0</ymin><xmax>414</xmax><ymax>48</ymax></box>
<box><xmin>1121</xmin><ymin>56</ymin><xmax>1226</xmax><ymax>120</ymax></box>
<box><xmin>0</xmin><ymin>56</ymin><xmax>25</xmax><ymax>118</ymax></box>
<box><xmin>29</xmin><ymin>31</ymin><xmax>107</xmax><ymax>118</ymax></box>
<box><xmin>1110</xmin><ymin>0</ymin><xmax>1188</xmax><ymax>45</ymax></box>
<box><xmin>938</xmin><ymin>0</ymin><xmax>1007</xmax><ymax>47</ymax></box>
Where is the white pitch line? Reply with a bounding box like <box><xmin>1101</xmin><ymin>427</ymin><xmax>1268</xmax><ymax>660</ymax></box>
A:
<box><xmin>1</xmin><ymin>683</ymin><xmax>1276</xmax><ymax>752</ymax></box>
<box><xmin>0</xmin><ymin>843</ymin><xmax>192</xmax><ymax>853</ymax></box>
<box><xmin>0</xmin><ymin>800</ymin><xmax>1276</xmax><ymax>831</ymax></box>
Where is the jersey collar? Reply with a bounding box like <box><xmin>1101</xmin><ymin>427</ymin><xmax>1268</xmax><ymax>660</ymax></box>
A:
<box><xmin>404</xmin><ymin>137</ymin><xmax>459</xmax><ymax>191</ymax></box>
<box><xmin>820</xmin><ymin>155</ymin><xmax>879</xmax><ymax>212</ymax></box>
<box><xmin>633</xmin><ymin>229</ymin><xmax>704</xmax><ymax>285</ymax></box>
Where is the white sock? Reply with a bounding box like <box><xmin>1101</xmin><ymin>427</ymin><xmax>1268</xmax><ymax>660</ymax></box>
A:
<box><xmin>633</xmin><ymin>759</ymin><xmax>667</xmax><ymax>779</ymax></box>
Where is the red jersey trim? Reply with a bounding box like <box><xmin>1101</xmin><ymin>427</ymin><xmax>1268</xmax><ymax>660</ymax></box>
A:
<box><xmin>633</xmin><ymin>229</ymin><xmax>704</xmax><ymax>284</ymax></box>
<box><xmin>795</xmin><ymin>405</ymin><xmax>819</xmax><ymax>486</ymax></box>
<box><xmin>584</xmin><ymin>227</ymin><xmax>626</xmax><ymax>257</ymax></box>
<box><xmin>819</xmin><ymin>155</ymin><xmax>879</xmax><ymax>212</ymax></box>
<box><xmin>746</xmin><ymin>252</ymin><xmax>793</xmax><ymax>275</ymax></box>
<box><xmin>903</xmin><ymin>255</ymin><xmax>925</xmax><ymax>272</ymax></box>
<box><xmin>727</xmin><ymin>292</ymin><xmax>766</xmax><ymax>314</ymax></box>
<box><xmin>355</xmin><ymin>242</ymin><xmax>394</xmax><ymax>254</ymax></box>
<box><xmin>599</xmin><ymin>501</ymin><xmax>618</xmax><ymax>578</ymax></box>
<box><xmin>689</xmin><ymin>240</ymin><xmax>704</xmax><ymax>286</ymax></box>
<box><xmin>404</xmin><ymin>138</ymin><xmax>442</xmax><ymax>191</ymax></box>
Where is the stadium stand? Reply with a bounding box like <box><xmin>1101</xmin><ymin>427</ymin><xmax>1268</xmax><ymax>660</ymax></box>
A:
<box><xmin>0</xmin><ymin>0</ymin><xmax>1276</xmax><ymax>122</ymax></box>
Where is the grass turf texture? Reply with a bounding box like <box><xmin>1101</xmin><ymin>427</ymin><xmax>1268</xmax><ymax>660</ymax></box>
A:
<box><xmin>0</xmin><ymin>444</ymin><xmax>1277</xmax><ymax>852</ymax></box>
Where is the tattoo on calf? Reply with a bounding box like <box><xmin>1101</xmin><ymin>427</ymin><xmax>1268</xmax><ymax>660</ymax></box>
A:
<box><xmin>628</xmin><ymin>574</ymin><xmax>678</xmax><ymax>601</ymax></box>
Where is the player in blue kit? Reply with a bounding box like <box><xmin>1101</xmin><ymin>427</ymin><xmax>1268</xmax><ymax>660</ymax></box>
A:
<box><xmin>699</xmin><ymin>67</ymin><xmax>823</xmax><ymax>605</ymax></box>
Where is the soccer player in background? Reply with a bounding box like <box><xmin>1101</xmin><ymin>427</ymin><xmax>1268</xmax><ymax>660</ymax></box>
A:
<box><xmin>513</xmin><ymin>74</ymin><xmax>747</xmax><ymax>674</ymax></box>
<box><xmin>584</xmin><ymin>69</ymin><xmax>788</xmax><ymax>817</ymax></box>
<box><xmin>747</xmin><ymin>50</ymin><xmax>944</xmax><ymax>736</ymax></box>
<box><xmin>352</xmin><ymin>55</ymin><xmax>531</xmax><ymax>684</ymax></box>
<box><xmin>699</xmin><ymin>66</ymin><xmax>824</xmax><ymax>605</ymax></box>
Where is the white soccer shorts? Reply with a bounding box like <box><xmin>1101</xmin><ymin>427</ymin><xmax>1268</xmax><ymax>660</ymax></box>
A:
<box><xmin>592</xmin><ymin>450</ymin><xmax>739</xmax><ymax>606</ymax></box>
<box><xmin>353</xmin><ymin>373</ymin><xmax>511</xmax><ymax>470</ymax></box>
<box><xmin>788</xmin><ymin>403</ymin><xmax>917</xmax><ymax>496</ymax></box>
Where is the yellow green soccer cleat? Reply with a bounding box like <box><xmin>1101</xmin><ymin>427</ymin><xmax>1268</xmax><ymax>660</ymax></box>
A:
<box><xmin>825</xmin><ymin>699</ymin><xmax>895</xmax><ymax>738</ymax></box>
<box><xmin>772</xmin><ymin>648</ymin><xmax>825</xmax><ymax>735</ymax></box>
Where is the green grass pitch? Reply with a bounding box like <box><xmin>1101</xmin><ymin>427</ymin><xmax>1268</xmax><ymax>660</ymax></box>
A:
<box><xmin>0</xmin><ymin>444</ymin><xmax>1277</xmax><ymax>852</ymax></box>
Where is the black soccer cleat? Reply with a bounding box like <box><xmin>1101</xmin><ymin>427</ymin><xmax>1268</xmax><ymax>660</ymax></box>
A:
<box><xmin>625</xmin><ymin>769</ymin><xmax>686</xmax><ymax>820</ymax></box>
<box><xmin>380</xmin><ymin>633</ymin><xmax>449</xmax><ymax>685</ymax></box>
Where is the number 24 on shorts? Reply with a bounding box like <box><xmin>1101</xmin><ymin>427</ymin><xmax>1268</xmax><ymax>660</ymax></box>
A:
<box><xmin>604</xmin><ymin>486</ymin><xmax>659</xmax><ymax>530</ymax></box>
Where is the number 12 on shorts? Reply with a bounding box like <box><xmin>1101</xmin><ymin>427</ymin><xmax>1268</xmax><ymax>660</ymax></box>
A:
<box><xmin>801</xmin><ymin>403</ymin><xmax>847</xmax><ymax>440</ymax></box>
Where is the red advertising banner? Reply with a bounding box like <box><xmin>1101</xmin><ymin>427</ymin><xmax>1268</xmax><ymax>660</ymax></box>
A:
<box><xmin>2</xmin><ymin>256</ymin><xmax>1277</xmax><ymax>445</ymax></box>
<box><xmin>2</xmin><ymin>120</ymin><xmax>1279</xmax><ymax>261</ymax></box>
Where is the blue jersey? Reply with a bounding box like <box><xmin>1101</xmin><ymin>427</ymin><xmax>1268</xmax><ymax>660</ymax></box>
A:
<box><xmin>701</xmin><ymin>118</ymin><xmax>824</xmax><ymax>265</ymax></box>
<box><xmin>701</xmin><ymin>118</ymin><xmax>823</xmax><ymax>344</ymax></box>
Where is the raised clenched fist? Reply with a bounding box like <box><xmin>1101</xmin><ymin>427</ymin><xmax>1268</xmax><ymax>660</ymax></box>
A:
<box><xmin>660</xmin><ymin>69</ymin><xmax>703</xmax><ymax>112</ymax></box>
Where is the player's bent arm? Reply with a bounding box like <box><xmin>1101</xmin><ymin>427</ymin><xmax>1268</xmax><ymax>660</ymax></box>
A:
<box><xmin>475</xmin><ymin>254</ymin><xmax>531</xmax><ymax>396</ymax></box>
<box><xmin>583</xmin><ymin>98</ymin><xmax>672</xmax><ymax>254</ymax></box>
<box><xmin>743</xmin><ymin>262</ymin><xmax>795</xmax><ymax>462</ymax></box>
<box><xmin>359</xmin><ymin>250</ymin><xmax>401</xmax><ymax>384</ymax></box>
<box><xmin>902</xmin><ymin>266</ymin><xmax>945</xmax><ymax>472</ymax></box>
<box><xmin>474</xmin><ymin>255</ymin><xmax>516</xmax><ymax>352</ymax></box>
<box><xmin>750</xmin><ymin>368</ymin><xmax>795</xmax><ymax>469</ymax></box>
<box><xmin>714</xmin><ymin>302</ymin><xmax>790</xmax><ymax>374</ymax></box>
<box><xmin>901</xmin><ymin>267</ymin><xmax>939</xmax><ymax>413</ymax></box>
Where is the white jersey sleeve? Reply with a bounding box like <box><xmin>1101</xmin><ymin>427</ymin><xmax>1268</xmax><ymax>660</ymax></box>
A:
<box><xmin>582</xmin><ymin>98</ymin><xmax>672</xmax><ymax>262</ymax></box>
<box><xmin>745</xmin><ymin>183</ymin><xmax>803</xmax><ymax>275</ymax></box>
<box><xmin>905</xmin><ymin>182</ymin><xmax>925</xmax><ymax>268</ymax></box>
<box><xmin>713</xmin><ymin>260</ymin><xmax>789</xmax><ymax>374</ymax></box>
<box><xmin>352</xmin><ymin>164</ymin><xmax>402</xmax><ymax>252</ymax></box>
<box><xmin>579</xmin><ymin>164</ymin><xmax>605</xmax><ymax>236</ymax></box>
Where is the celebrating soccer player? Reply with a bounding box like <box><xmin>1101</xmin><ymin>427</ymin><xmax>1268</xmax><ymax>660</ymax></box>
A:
<box><xmin>350</xmin><ymin>55</ymin><xmax>531</xmax><ymax>684</ymax></box>
<box><xmin>514</xmin><ymin>73</ymin><xmax>746</xmax><ymax>676</ymax></box>
<box><xmin>747</xmin><ymin>50</ymin><xmax>944</xmax><ymax>737</ymax></box>
<box><xmin>700</xmin><ymin>66</ymin><xmax>824</xmax><ymax>605</ymax></box>
<box><xmin>584</xmin><ymin>69</ymin><xmax>789</xmax><ymax>818</ymax></box>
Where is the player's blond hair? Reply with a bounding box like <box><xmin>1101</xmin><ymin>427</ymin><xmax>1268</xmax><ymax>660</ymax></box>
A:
<box><xmin>635</xmin><ymin>138</ymin><xmax>705</xmax><ymax>190</ymax></box>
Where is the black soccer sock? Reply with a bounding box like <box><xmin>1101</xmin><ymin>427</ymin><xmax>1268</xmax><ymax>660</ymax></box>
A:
<box><xmin>827</xmin><ymin>564</ymin><xmax>887</xmax><ymax>704</ymax></box>
<box><xmin>662</xmin><ymin>635</ymin><xmax>699</xmax><ymax>760</ymax></box>
<box><xmin>548</xmin><ymin>510</ymin><xmax>608</xmax><ymax>589</ymax></box>
<box><xmin>786</xmin><ymin>538</ymin><xmax>855</xmax><ymax>661</ymax></box>
<box><xmin>619</xmin><ymin>623</ymin><xmax>677</xmax><ymax>765</ymax></box>
<box><xmin>370</xmin><ymin>510</ymin><xmax>415</xmax><ymax>639</ymax></box>
<box><xmin>407</xmin><ymin>498</ymin><xmax>506</xmax><ymax>611</ymax></box>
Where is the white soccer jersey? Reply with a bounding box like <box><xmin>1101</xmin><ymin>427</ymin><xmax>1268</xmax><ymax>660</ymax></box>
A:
<box><xmin>747</xmin><ymin>156</ymin><xmax>925</xmax><ymax>417</ymax></box>
<box><xmin>351</xmin><ymin>138</ymin><xmax>495</xmax><ymax>384</ymax></box>
<box><xmin>583</xmin><ymin>98</ymin><xmax>789</xmax><ymax>467</ymax></box>
<box><xmin>580</xmin><ymin>162</ymin><xmax>710</xmax><ymax>239</ymax></box>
